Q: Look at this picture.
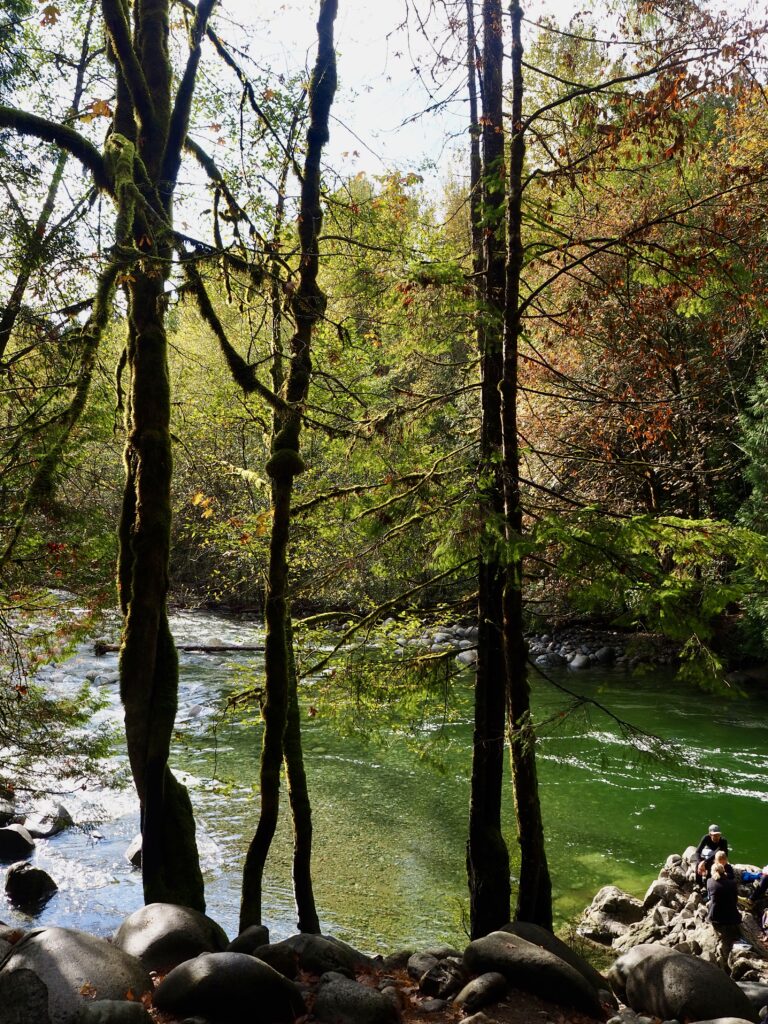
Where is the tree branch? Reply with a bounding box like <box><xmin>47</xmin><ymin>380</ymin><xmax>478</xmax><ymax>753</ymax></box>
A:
<box><xmin>0</xmin><ymin>105</ymin><xmax>109</xmax><ymax>191</ymax></box>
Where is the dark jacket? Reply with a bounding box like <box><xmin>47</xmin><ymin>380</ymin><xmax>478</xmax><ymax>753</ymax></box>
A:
<box><xmin>707</xmin><ymin>874</ymin><xmax>741</xmax><ymax>926</ymax></box>
<box><xmin>696</xmin><ymin>833</ymin><xmax>728</xmax><ymax>869</ymax></box>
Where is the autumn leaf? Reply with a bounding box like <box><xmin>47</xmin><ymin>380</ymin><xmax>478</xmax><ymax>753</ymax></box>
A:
<box><xmin>40</xmin><ymin>3</ymin><xmax>59</xmax><ymax>25</ymax></box>
<box><xmin>81</xmin><ymin>98</ymin><xmax>113</xmax><ymax>123</ymax></box>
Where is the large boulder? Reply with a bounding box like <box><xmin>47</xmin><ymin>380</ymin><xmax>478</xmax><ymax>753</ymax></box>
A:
<box><xmin>254</xmin><ymin>933</ymin><xmax>372</xmax><ymax>979</ymax></box>
<box><xmin>463</xmin><ymin>931</ymin><xmax>603</xmax><ymax>1017</ymax></box>
<box><xmin>579</xmin><ymin>885</ymin><xmax>645</xmax><ymax>945</ymax></box>
<box><xmin>501</xmin><ymin>920</ymin><xmax>608</xmax><ymax>995</ymax></box>
<box><xmin>0</xmin><ymin>825</ymin><xmax>35</xmax><ymax>863</ymax></box>
<box><xmin>588</xmin><ymin>885</ymin><xmax>645</xmax><ymax>924</ymax></box>
<box><xmin>643</xmin><ymin>877</ymin><xmax>681</xmax><ymax>911</ymax></box>
<box><xmin>4</xmin><ymin>862</ymin><xmax>57</xmax><ymax>912</ymax></box>
<box><xmin>23</xmin><ymin>804</ymin><xmax>73</xmax><ymax>840</ymax></box>
<box><xmin>152</xmin><ymin>951</ymin><xmax>305</xmax><ymax>1024</ymax></box>
<box><xmin>0</xmin><ymin>926</ymin><xmax>152</xmax><ymax>1024</ymax></box>
<box><xmin>608</xmin><ymin>942</ymin><xmax>758</xmax><ymax>1023</ymax></box>
<box><xmin>313</xmin><ymin>971</ymin><xmax>399</xmax><ymax>1024</ymax></box>
<box><xmin>112</xmin><ymin>902</ymin><xmax>229</xmax><ymax>973</ymax></box>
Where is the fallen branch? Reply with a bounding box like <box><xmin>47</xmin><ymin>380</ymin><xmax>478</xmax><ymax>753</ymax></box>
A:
<box><xmin>94</xmin><ymin>642</ymin><xmax>264</xmax><ymax>655</ymax></box>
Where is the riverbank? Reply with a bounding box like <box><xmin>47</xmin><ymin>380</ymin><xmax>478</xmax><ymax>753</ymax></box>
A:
<box><xmin>3</xmin><ymin>857</ymin><xmax>767</xmax><ymax>1024</ymax></box>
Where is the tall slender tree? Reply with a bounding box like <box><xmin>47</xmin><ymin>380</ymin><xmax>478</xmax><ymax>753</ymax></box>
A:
<box><xmin>466</xmin><ymin>0</ymin><xmax>512</xmax><ymax>939</ymax></box>
<box><xmin>239</xmin><ymin>0</ymin><xmax>338</xmax><ymax>932</ymax></box>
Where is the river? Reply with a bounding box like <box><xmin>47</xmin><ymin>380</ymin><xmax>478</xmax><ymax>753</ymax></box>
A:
<box><xmin>4</xmin><ymin>610</ymin><xmax>768</xmax><ymax>955</ymax></box>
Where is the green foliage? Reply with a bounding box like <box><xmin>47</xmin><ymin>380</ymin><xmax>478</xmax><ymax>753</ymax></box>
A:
<box><xmin>531</xmin><ymin>509</ymin><xmax>768</xmax><ymax>685</ymax></box>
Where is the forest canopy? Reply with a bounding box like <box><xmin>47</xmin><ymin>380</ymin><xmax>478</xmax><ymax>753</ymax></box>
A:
<box><xmin>1</xmin><ymin>0</ymin><xmax>767</xmax><ymax>937</ymax></box>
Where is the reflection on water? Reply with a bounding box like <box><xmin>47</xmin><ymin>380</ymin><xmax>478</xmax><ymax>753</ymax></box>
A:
<box><xmin>4</xmin><ymin>610</ymin><xmax>768</xmax><ymax>955</ymax></box>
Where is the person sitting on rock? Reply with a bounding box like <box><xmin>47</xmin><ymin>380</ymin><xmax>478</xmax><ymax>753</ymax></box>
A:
<box><xmin>712</xmin><ymin>849</ymin><xmax>735</xmax><ymax>880</ymax></box>
<box><xmin>696</xmin><ymin>824</ymin><xmax>728</xmax><ymax>888</ymax></box>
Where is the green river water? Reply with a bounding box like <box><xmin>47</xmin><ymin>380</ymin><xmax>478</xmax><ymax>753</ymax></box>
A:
<box><xmin>168</xmin><ymin>618</ymin><xmax>768</xmax><ymax>954</ymax></box>
<box><xmin>7</xmin><ymin>611</ymin><xmax>768</xmax><ymax>955</ymax></box>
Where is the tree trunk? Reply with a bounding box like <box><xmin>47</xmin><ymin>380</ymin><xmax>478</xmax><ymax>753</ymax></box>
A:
<box><xmin>500</xmin><ymin>0</ymin><xmax>552</xmax><ymax>930</ymax></box>
<box><xmin>109</xmin><ymin>0</ymin><xmax>216</xmax><ymax>911</ymax></box>
<box><xmin>239</xmin><ymin>0</ymin><xmax>337</xmax><ymax>933</ymax></box>
<box><xmin>466</xmin><ymin>0</ymin><xmax>512</xmax><ymax>939</ymax></box>
<box><xmin>284</xmin><ymin>619</ymin><xmax>320</xmax><ymax>933</ymax></box>
<box><xmin>118</xmin><ymin>265</ymin><xmax>205</xmax><ymax>910</ymax></box>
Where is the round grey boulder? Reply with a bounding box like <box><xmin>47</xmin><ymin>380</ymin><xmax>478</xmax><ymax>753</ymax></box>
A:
<box><xmin>0</xmin><ymin>926</ymin><xmax>152</xmax><ymax>1024</ymax></box>
<box><xmin>407</xmin><ymin>951</ymin><xmax>439</xmax><ymax>979</ymax></box>
<box><xmin>255</xmin><ymin>933</ymin><xmax>372</xmax><ymax>979</ymax></box>
<box><xmin>454</xmin><ymin>971</ymin><xmax>508</xmax><ymax>1013</ymax></box>
<box><xmin>569</xmin><ymin>652</ymin><xmax>591</xmax><ymax>670</ymax></box>
<box><xmin>227</xmin><ymin>924</ymin><xmax>270</xmax><ymax>954</ymax></box>
<box><xmin>152</xmin><ymin>951</ymin><xmax>305</xmax><ymax>1024</ymax></box>
<box><xmin>0</xmin><ymin>825</ymin><xmax>35</xmax><ymax>863</ymax></box>
<box><xmin>589</xmin><ymin>885</ymin><xmax>646</xmax><ymax>924</ymax></box>
<box><xmin>501</xmin><ymin>920</ymin><xmax>609</xmax><ymax>997</ymax></box>
<box><xmin>608</xmin><ymin>942</ymin><xmax>758</xmax><ymax>1023</ymax></box>
<box><xmin>463</xmin><ymin>930</ymin><xmax>603</xmax><ymax>1017</ymax></box>
<box><xmin>112</xmin><ymin>902</ymin><xmax>229</xmax><ymax>973</ymax></box>
<box><xmin>314</xmin><ymin>971</ymin><xmax>399</xmax><ymax>1024</ymax></box>
<box><xmin>5</xmin><ymin>862</ymin><xmax>58</xmax><ymax>912</ymax></box>
<box><xmin>23</xmin><ymin>804</ymin><xmax>73</xmax><ymax>840</ymax></box>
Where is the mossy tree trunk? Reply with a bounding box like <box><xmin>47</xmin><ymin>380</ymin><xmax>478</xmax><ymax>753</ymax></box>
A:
<box><xmin>466</xmin><ymin>0</ymin><xmax>512</xmax><ymax>939</ymax></box>
<box><xmin>0</xmin><ymin>0</ymin><xmax>216</xmax><ymax>908</ymax></box>
<box><xmin>239</xmin><ymin>0</ymin><xmax>337</xmax><ymax>933</ymax></box>
<box><xmin>106</xmin><ymin>0</ymin><xmax>216</xmax><ymax>910</ymax></box>
<box><xmin>500</xmin><ymin>0</ymin><xmax>552</xmax><ymax>929</ymax></box>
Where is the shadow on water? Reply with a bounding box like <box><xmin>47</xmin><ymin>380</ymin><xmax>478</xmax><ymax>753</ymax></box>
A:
<box><xmin>5</xmin><ymin>610</ymin><xmax>768</xmax><ymax>954</ymax></box>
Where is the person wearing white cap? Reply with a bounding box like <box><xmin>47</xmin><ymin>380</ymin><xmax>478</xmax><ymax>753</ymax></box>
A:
<box><xmin>695</xmin><ymin>824</ymin><xmax>728</xmax><ymax>888</ymax></box>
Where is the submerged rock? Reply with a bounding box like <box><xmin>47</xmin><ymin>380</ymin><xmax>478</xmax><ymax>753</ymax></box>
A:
<box><xmin>5</xmin><ymin>862</ymin><xmax>57</xmax><ymax>913</ymax></box>
<box><xmin>0</xmin><ymin>825</ymin><xmax>35</xmax><ymax>863</ymax></box>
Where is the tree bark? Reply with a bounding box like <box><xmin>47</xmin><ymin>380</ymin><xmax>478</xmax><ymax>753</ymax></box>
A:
<box><xmin>109</xmin><ymin>0</ymin><xmax>215</xmax><ymax>911</ymax></box>
<box><xmin>466</xmin><ymin>0</ymin><xmax>512</xmax><ymax>939</ymax></box>
<box><xmin>239</xmin><ymin>0</ymin><xmax>337</xmax><ymax>933</ymax></box>
<box><xmin>500</xmin><ymin>0</ymin><xmax>552</xmax><ymax>930</ymax></box>
<box><xmin>284</xmin><ymin>619</ymin><xmax>320</xmax><ymax>933</ymax></box>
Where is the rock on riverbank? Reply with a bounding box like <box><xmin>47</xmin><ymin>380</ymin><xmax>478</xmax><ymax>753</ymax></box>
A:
<box><xmin>393</xmin><ymin>619</ymin><xmax>680</xmax><ymax>673</ymax></box>
<box><xmin>4</xmin><ymin>849</ymin><xmax>767</xmax><ymax>1024</ymax></box>
<box><xmin>580</xmin><ymin>846</ymin><xmax>768</xmax><ymax>1024</ymax></box>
